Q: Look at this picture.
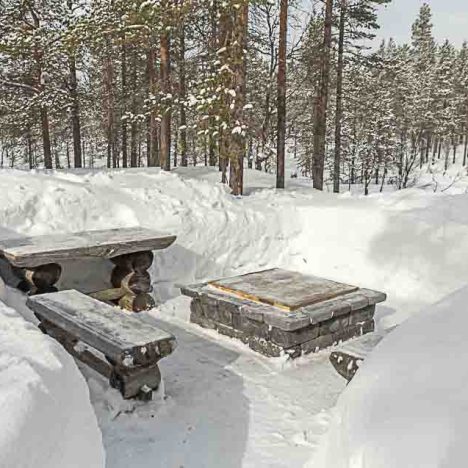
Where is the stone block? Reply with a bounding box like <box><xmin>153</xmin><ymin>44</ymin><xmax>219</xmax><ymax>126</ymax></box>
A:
<box><xmin>301</xmin><ymin>334</ymin><xmax>336</xmax><ymax>354</ymax></box>
<box><xmin>348</xmin><ymin>305</ymin><xmax>375</xmax><ymax>326</ymax></box>
<box><xmin>248</xmin><ymin>337</ymin><xmax>283</xmax><ymax>358</ymax></box>
<box><xmin>319</xmin><ymin>314</ymin><xmax>350</xmax><ymax>336</ymax></box>
<box><xmin>303</xmin><ymin>298</ymin><xmax>351</xmax><ymax>324</ymax></box>
<box><xmin>233</xmin><ymin>315</ymin><xmax>270</xmax><ymax>339</ymax></box>
<box><xmin>200</xmin><ymin>294</ymin><xmax>233</xmax><ymax>326</ymax></box>
<box><xmin>270</xmin><ymin>324</ymin><xmax>319</xmax><ymax>347</ymax></box>
<box><xmin>261</xmin><ymin>309</ymin><xmax>311</xmax><ymax>331</ymax></box>
<box><xmin>190</xmin><ymin>299</ymin><xmax>216</xmax><ymax>329</ymax></box>
<box><xmin>343</xmin><ymin>293</ymin><xmax>369</xmax><ymax>311</ymax></box>
<box><xmin>216</xmin><ymin>323</ymin><xmax>248</xmax><ymax>343</ymax></box>
<box><xmin>359</xmin><ymin>288</ymin><xmax>387</xmax><ymax>305</ymax></box>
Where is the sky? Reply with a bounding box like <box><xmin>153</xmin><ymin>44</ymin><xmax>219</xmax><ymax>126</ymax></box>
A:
<box><xmin>375</xmin><ymin>0</ymin><xmax>468</xmax><ymax>46</ymax></box>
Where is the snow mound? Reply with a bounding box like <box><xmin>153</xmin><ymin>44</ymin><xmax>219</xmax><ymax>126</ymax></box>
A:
<box><xmin>312</xmin><ymin>286</ymin><xmax>468</xmax><ymax>468</ymax></box>
<box><xmin>0</xmin><ymin>299</ymin><xmax>105</xmax><ymax>468</ymax></box>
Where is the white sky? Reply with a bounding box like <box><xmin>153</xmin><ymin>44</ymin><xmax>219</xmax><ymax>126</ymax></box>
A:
<box><xmin>297</xmin><ymin>0</ymin><xmax>467</xmax><ymax>47</ymax></box>
<box><xmin>375</xmin><ymin>0</ymin><xmax>468</xmax><ymax>46</ymax></box>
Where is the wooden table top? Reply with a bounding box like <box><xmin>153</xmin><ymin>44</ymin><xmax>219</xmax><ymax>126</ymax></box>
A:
<box><xmin>209</xmin><ymin>268</ymin><xmax>359</xmax><ymax>311</ymax></box>
<box><xmin>0</xmin><ymin>227</ymin><xmax>176</xmax><ymax>268</ymax></box>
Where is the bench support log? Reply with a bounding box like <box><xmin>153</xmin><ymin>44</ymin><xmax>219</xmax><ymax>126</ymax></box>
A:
<box><xmin>14</xmin><ymin>263</ymin><xmax>62</xmax><ymax>295</ymax></box>
<box><xmin>109</xmin><ymin>251</ymin><xmax>155</xmax><ymax>312</ymax></box>
<box><xmin>37</xmin><ymin>315</ymin><xmax>162</xmax><ymax>400</ymax></box>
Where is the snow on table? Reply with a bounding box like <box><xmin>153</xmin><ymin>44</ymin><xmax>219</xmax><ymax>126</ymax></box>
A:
<box><xmin>0</xmin><ymin>227</ymin><xmax>176</xmax><ymax>268</ymax></box>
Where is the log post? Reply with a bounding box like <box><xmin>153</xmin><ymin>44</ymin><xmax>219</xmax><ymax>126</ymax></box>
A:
<box><xmin>110</xmin><ymin>251</ymin><xmax>155</xmax><ymax>312</ymax></box>
<box><xmin>16</xmin><ymin>263</ymin><xmax>62</xmax><ymax>294</ymax></box>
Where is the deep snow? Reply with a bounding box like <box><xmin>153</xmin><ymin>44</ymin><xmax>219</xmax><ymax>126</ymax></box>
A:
<box><xmin>0</xmin><ymin>296</ymin><xmax>105</xmax><ymax>468</ymax></box>
<box><xmin>312</xmin><ymin>285</ymin><xmax>468</xmax><ymax>468</ymax></box>
<box><xmin>0</xmin><ymin>164</ymin><xmax>467</xmax><ymax>467</ymax></box>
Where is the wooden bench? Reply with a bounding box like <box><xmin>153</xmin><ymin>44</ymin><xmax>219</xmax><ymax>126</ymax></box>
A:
<box><xmin>0</xmin><ymin>227</ymin><xmax>176</xmax><ymax>311</ymax></box>
<box><xmin>329</xmin><ymin>327</ymin><xmax>394</xmax><ymax>381</ymax></box>
<box><xmin>27</xmin><ymin>289</ymin><xmax>176</xmax><ymax>400</ymax></box>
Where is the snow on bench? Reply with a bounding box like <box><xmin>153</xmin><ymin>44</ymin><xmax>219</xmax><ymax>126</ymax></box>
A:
<box><xmin>27</xmin><ymin>289</ymin><xmax>176</xmax><ymax>400</ymax></box>
<box><xmin>0</xmin><ymin>227</ymin><xmax>176</xmax><ymax>268</ymax></box>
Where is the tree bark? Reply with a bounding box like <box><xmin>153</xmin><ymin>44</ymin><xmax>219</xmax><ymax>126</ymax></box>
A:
<box><xmin>276</xmin><ymin>0</ymin><xmax>288</xmax><ymax>189</ymax></box>
<box><xmin>41</xmin><ymin>106</ymin><xmax>53</xmax><ymax>169</ymax></box>
<box><xmin>227</xmin><ymin>2</ymin><xmax>248</xmax><ymax>195</ymax></box>
<box><xmin>69</xmin><ymin>54</ymin><xmax>82</xmax><ymax>168</ymax></box>
<box><xmin>130</xmin><ymin>51</ymin><xmax>138</xmax><ymax>167</ymax></box>
<box><xmin>312</xmin><ymin>0</ymin><xmax>333</xmax><ymax>190</ymax></box>
<box><xmin>146</xmin><ymin>46</ymin><xmax>159</xmax><ymax>167</ymax></box>
<box><xmin>333</xmin><ymin>0</ymin><xmax>346</xmax><ymax>193</ymax></box>
<box><xmin>160</xmin><ymin>26</ymin><xmax>171</xmax><ymax>171</ymax></box>
<box><xmin>121</xmin><ymin>42</ymin><xmax>128</xmax><ymax>168</ymax></box>
<box><xmin>179</xmin><ymin>22</ymin><xmax>188</xmax><ymax>167</ymax></box>
<box><xmin>104</xmin><ymin>42</ymin><xmax>114</xmax><ymax>169</ymax></box>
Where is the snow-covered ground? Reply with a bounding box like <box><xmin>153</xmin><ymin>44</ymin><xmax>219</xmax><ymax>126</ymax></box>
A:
<box><xmin>0</xmin><ymin>297</ymin><xmax>105</xmax><ymax>468</ymax></box>
<box><xmin>313</xmin><ymin>285</ymin><xmax>468</xmax><ymax>468</ymax></box>
<box><xmin>0</xmin><ymin>164</ymin><xmax>467</xmax><ymax>467</ymax></box>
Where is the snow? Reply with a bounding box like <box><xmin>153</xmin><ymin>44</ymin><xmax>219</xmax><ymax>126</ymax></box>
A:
<box><xmin>0</xmin><ymin>294</ymin><xmax>105</xmax><ymax>468</ymax></box>
<box><xmin>0</xmin><ymin>164</ymin><xmax>467</xmax><ymax>466</ymax></box>
<box><xmin>312</xmin><ymin>285</ymin><xmax>468</xmax><ymax>468</ymax></box>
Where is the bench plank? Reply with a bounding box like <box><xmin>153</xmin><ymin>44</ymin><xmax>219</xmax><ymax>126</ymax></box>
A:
<box><xmin>0</xmin><ymin>227</ymin><xmax>176</xmax><ymax>267</ymax></box>
<box><xmin>27</xmin><ymin>290</ymin><xmax>175</xmax><ymax>366</ymax></box>
<box><xmin>329</xmin><ymin>327</ymin><xmax>394</xmax><ymax>381</ymax></box>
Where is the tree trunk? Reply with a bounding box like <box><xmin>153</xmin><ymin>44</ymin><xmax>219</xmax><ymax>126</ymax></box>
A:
<box><xmin>130</xmin><ymin>51</ymin><xmax>138</xmax><ymax>167</ymax></box>
<box><xmin>276</xmin><ymin>0</ymin><xmax>288</xmax><ymax>189</ymax></box>
<box><xmin>226</xmin><ymin>2</ymin><xmax>248</xmax><ymax>195</ymax></box>
<box><xmin>104</xmin><ymin>43</ymin><xmax>114</xmax><ymax>169</ymax></box>
<box><xmin>333</xmin><ymin>0</ymin><xmax>346</xmax><ymax>193</ymax></box>
<box><xmin>146</xmin><ymin>46</ymin><xmax>158</xmax><ymax>167</ymax></box>
<box><xmin>121</xmin><ymin>42</ymin><xmax>128</xmax><ymax>168</ymax></box>
<box><xmin>41</xmin><ymin>106</ymin><xmax>53</xmax><ymax>169</ymax></box>
<box><xmin>312</xmin><ymin>0</ymin><xmax>333</xmax><ymax>190</ymax></box>
<box><xmin>160</xmin><ymin>26</ymin><xmax>171</xmax><ymax>171</ymax></box>
<box><xmin>179</xmin><ymin>21</ymin><xmax>188</xmax><ymax>167</ymax></box>
<box><xmin>69</xmin><ymin>54</ymin><xmax>82</xmax><ymax>168</ymax></box>
<box><xmin>463</xmin><ymin>134</ymin><xmax>468</xmax><ymax>166</ymax></box>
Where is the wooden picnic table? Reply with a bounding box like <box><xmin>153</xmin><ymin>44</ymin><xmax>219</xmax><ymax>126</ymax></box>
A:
<box><xmin>0</xmin><ymin>227</ymin><xmax>176</xmax><ymax>311</ymax></box>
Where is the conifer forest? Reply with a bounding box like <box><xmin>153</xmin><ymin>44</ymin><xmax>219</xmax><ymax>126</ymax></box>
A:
<box><xmin>0</xmin><ymin>1</ymin><xmax>466</xmax><ymax>195</ymax></box>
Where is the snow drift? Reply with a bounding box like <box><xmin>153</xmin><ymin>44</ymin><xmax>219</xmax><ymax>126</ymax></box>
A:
<box><xmin>0</xmin><ymin>297</ymin><xmax>105</xmax><ymax>468</ymax></box>
<box><xmin>1</xmin><ymin>166</ymin><xmax>468</xmax><ymax>467</ymax></box>
<box><xmin>312</xmin><ymin>286</ymin><xmax>468</xmax><ymax>468</ymax></box>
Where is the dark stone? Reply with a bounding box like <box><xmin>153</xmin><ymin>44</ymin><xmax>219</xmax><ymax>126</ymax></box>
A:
<box><xmin>301</xmin><ymin>334</ymin><xmax>336</xmax><ymax>354</ymax></box>
<box><xmin>216</xmin><ymin>323</ymin><xmax>249</xmax><ymax>343</ymax></box>
<box><xmin>270</xmin><ymin>324</ymin><xmax>319</xmax><ymax>347</ymax></box>
<box><xmin>232</xmin><ymin>314</ymin><xmax>270</xmax><ymax>339</ymax></box>
<box><xmin>348</xmin><ymin>305</ymin><xmax>375</xmax><ymax>326</ymax></box>
<box><xmin>248</xmin><ymin>337</ymin><xmax>283</xmax><ymax>358</ymax></box>
<box><xmin>319</xmin><ymin>314</ymin><xmax>350</xmax><ymax>336</ymax></box>
<box><xmin>190</xmin><ymin>298</ymin><xmax>216</xmax><ymax>329</ymax></box>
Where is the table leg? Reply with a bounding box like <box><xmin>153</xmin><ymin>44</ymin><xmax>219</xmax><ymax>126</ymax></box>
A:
<box><xmin>17</xmin><ymin>263</ymin><xmax>62</xmax><ymax>295</ymax></box>
<box><xmin>110</xmin><ymin>251</ymin><xmax>155</xmax><ymax>312</ymax></box>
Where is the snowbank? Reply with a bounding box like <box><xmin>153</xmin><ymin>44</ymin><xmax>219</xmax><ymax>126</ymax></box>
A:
<box><xmin>312</xmin><ymin>286</ymin><xmax>468</xmax><ymax>468</ymax></box>
<box><xmin>1</xmin><ymin>166</ymin><xmax>468</xmax><ymax>467</ymax></box>
<box><xmin>0</xmin><ymin>298</ymin><xmax>105</xmax><ymax>468</ymax></box>
<box><xmin>1</xmin><ymin>166</ymin><xmax>467</xmax><ymax>327</ymax></box>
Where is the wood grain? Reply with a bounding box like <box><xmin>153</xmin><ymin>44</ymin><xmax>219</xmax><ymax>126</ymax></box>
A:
<box><xmin>0</xmin><ymin>227</ymin><xmax>176</xmax><ymax>267</ymax></box>
<box><xmin>209</xmin><ymin>268</ymin><xmax>358</xmax><ymax>311</ymax></box>
<box><xmin>27</xmin><ymin>289</ymin><xmax>175</xmax><ymax>366</ymax></box>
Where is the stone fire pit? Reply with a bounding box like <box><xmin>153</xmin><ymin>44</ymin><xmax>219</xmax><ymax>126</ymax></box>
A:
<box><xmin>181</xmin><ymin>268</ymin><xmax>386</xmax><ymax>358</ymax></box>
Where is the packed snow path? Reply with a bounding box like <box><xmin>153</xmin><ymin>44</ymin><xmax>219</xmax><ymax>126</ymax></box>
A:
<box><xmin>1</xmin><ymin>166</ymin><xmax>467</xmax><ymax>467</ymax></box>
<box><xmin>90</xmin><ymin>302</ymin><xmax>344</xmax><ymax>467</ymax></box>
